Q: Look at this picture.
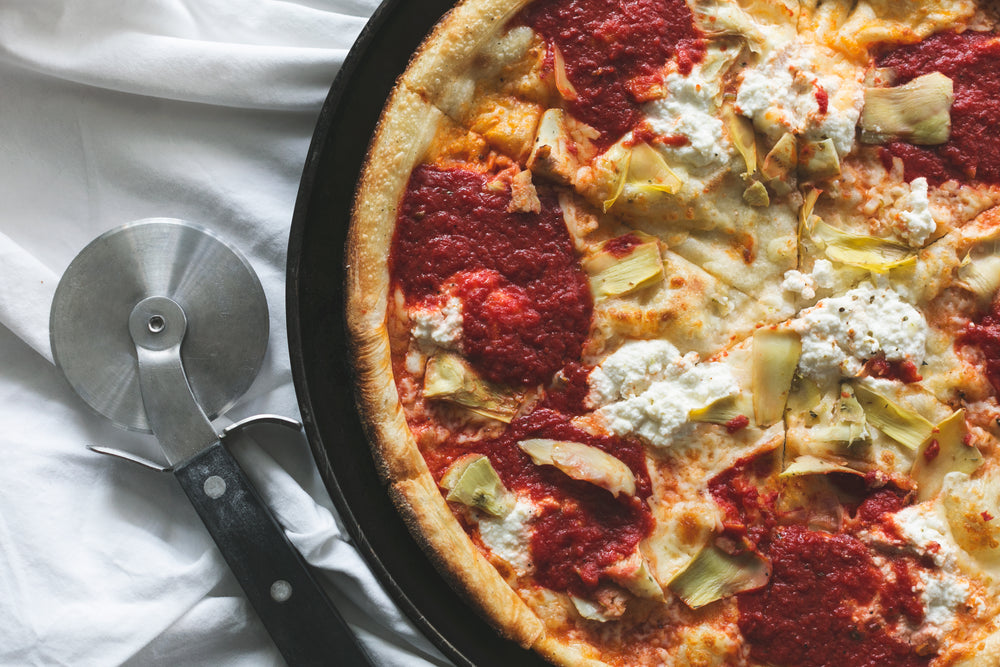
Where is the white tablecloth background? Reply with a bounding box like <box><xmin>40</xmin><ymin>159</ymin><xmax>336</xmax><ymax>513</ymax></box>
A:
<box><xmin>0</xmin><ymin>1</ymin><xmax>451</xmax><ymax>664</ymax></box>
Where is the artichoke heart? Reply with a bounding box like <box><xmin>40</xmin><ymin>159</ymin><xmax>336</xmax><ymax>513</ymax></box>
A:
<box><xmin>599</xmin><ymin>141</ymin><xmax>683</xmax><ymax>211</ymax></box>
<box><xmin>570</xmin><ymin>596</ymin><xmax>615</xmax><ymax>622</ymax></box>
<box><xmin>582</xmin><ymin>232</ymin><xmax>664</xmax><ymax>299</ymax></box>
<box><xmin>423</xmin><ymin>353</ymin><xmax>521</xmax><ymax>422</ymax></box>
<box><xmin>832</xmin><ymin>383</ymin><xmax>870</xmax><ymax>444</ymax></box>
<box><xmin>598</xmin><ymin>141</ymin><xmax>632</xmax><ymax>211</ymax></box>
<box><xmin>753</xmin><ymin>328</ymin><xmax>801</xmax><ymax>427</ymax></box>
<box><xmin>808</xmin><ymin>218</ymin><xmax>916</xmax><ymax>273</ymax></box>
<box><xmin>607</xmin><ymin>550</ymin><xmax>665</xmax><ymax>600</ymax></box>
<box><xmin>689</xmin><ymin>393</ymin><xmax>752</xmax><ymax>426</ymax></box>
<box><xmin>518</xmin><ymin>438</ymin><xmax>637</xmax><ymax>497</ymax></box>
<box><xmin>912</xmin><ymin>409</ymin><xmax>984</xmax><ymax>502</ymax></box>
<box><xmin>528</xmin><ymin>108</ymin><xmax>576</xmax><ymax>183</ymax></box>
<box><xmin>743</xmin><ymin>180</ymin><xmax>770</xmax><ymax>207</ymax></box>
<box><xmin>725</xmin><ymin>109</ymin><xmax>757</xmax><ymax>177</ymax></box>
<box><xmin>625</xmin><ymin>142</ymin><xmax>684</xmax><ymax>196</ymax></box>
<box><xmin>439</xmin><ymin>454</ymin><xmax>514</xmax><ymax>517</ymax></box>
<box><xmin>761</xmin><ymin>132</ymin><xmax>798</xmax><ymax>182</ymax></box>
<box><xmin>780</xmin><ymin>454</ymin><xmax>865</xmax><ymax>478</ymax></box>
<box><xmin>669</xmin><ymin>542</ymin><xmax>770</xmax><ymax>609</ymax></box>
<box><xmin>798</xmin><ymin>138</ymin><xmax>841</xmax><ymax>182</ymax></box>
<box><xmin>853</xmin><ymin>383</ymin><xmax>934</xmax><ymax>451</ymax></box>
<box><xmin>958</xmin><ymin>254</ymin><xmax>1000</xmax><ymax>302</ymax></box>
<box><xmin>860</xmin><ymin>72</ymin><xmax>954</xmax><ymax>146</ymax></box>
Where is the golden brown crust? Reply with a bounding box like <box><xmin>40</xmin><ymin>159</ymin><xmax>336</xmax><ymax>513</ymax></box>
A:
<box><xmin>348</xmin><ymin>84</ymin><xmax>445</xmax><ymax>481</ymax></box>
<box><xmin>390</xmin><ymin>475</ymin><xmax>546</xmax><ymax>648</ymax></box>
<box><xmin>347</xmin><ymin>64</ymin><xmax>550</xmax><ymax>655</ymax></box>
<box><xmin>400</xmin><ymin>0</ymin><xmax>535</xmax><ymax>117</ymax></box>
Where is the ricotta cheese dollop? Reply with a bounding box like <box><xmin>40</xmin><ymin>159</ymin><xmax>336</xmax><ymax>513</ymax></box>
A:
<box><xmin>920</xmin><ymin>570</ymin><xmax>969</xmax><ymax>630</ymax></box>
<box><xmin>477</xmin><ymin>496</ymin><xmax>537</xmax><ymax>574</ymax></box>
<box><xmin>891</xmin><ymin>502</ymin><xmax>960</xmax><ymax>570</ymax></box>
<box><xmin>589</xmin><ymin>339</ymin><xmax>739</xmax><ymax>448</ymax></box>
<box><xmin>780</xmin><ymin>259</ymin><xmax>836</xmax><ymax>301</ymax></box>
<box><xmin>790</xmin><ymin>283</ymin><xmax>927</xmax><ymax>383</ymax></box>
<box><xmin>409</xmin><ymin>296</ymin><xmax>463</xmax><ymax>350</ymax></box>
<box><xmin>735</xmin><ymin>42</ymin><xmax>863</xmax><ymax>156</ymax></box>
<box><xmin>643</xmin><ymin>68</ymin><xmax>728</xmax><ymax>168</ymax></box>
<box><xmin>891</xmin><ymin>177</ymin><xmax>937</xmax><ymax>247</ymax></box>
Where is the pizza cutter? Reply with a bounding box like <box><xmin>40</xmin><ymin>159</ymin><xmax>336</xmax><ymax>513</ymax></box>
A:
<box><xmin>50</xmin><ymin>219</ymin><xmax>372</xmax><ymax>666</ymax></box>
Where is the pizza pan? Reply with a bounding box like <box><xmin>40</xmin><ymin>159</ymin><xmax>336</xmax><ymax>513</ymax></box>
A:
<box><xmin>286</xmin><ymin>1</ymin><xmax>549</xmax><ymax>665</ymax></box>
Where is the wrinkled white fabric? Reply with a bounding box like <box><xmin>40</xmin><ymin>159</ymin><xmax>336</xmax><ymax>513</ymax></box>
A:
<box><xmin>0</xmin><ymin>1</ymin><xmax>450</xmax><ymax>665</ymax></box>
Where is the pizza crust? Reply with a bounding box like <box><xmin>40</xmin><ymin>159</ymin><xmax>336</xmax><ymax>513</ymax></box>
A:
<box><xmin>390</xmin><ymin>475</ymin><xmax>546</xmax><ymax>648</ymax></box>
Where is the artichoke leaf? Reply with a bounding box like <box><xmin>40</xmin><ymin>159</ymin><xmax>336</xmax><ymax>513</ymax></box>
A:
<box><xmin>607</xmin><ymin>550</ymin><xmax>665</xmax><ymax>601</ymax></box>
<box><xmin>570</xmin><ymin>596</ymin><xmax>615</xmax><ymax>622</ymax></box>
<box><xmin>725</xmin><ymin>108</ymin><xmax>757</xmax><ymax>177</ymax></box>
<box><xmin>753</xmin><ymin>328</ymin><xmax>801</xmax><ymax>427</ymax></box>
<box><xmin>626</xmin><ymin>142</ymin><xmax>683</xmax><ymax>194</ymax></box>
<box><xmin>439</xmin><ymin>454</ymin><xmax>514</xmax><ymax>517</ymax></box>
<box><xmin>761</xmin><ymin>132</ymin><xmax>798</xmax><ymax>182</ymax></box>
<box><xmin>582</xmin><ymin>232</ymin><xmax>664</xmax><ymax>299</ymax></box>
<box><xmin>743</xmin><ymin>180</ymin><xmax>770</xmax><ymax>207</ymax></box>
<box><xmin>598</xmin><ymin>142</ymin><xmax>632</xmax><ymax>211</ymax></box>
<box><xmin>518</xmin><ymin>438</ymin><xmax>637</xmax><ymax>497</ymax></box>
<box><xmin>860</xmin><ymin>72</ymin><xmax>953</xmax><ymax>146</ymax></box>
<box><xmin>957</xmin><ymin>254</ymin><xmax>1000</xmax><ymax>302</ymax></box>
<box><xmin>808</xmin><ymin>217</ymin><xmax>916</xmax><ymax>273</ymax></box>
<box><xmin>780</xmin><ymin>454</ymin><xmax>865</xmax><ymax>478</ymax></box>
<box><xmin>669</xmin><ymin>542</ymin><xmax>770</xmax><ymax>609</ymax></box>
<box><xmin>552</xmin><ymin>44</ymin><xmax>578</xmax><ymax>101</ymax></box>
<box><xmin>853</xmin><ymin>382</ymin><xmax>935</xmax><ymax>450</ymax></box>
<box><xmin>912</xmin><ymin>409</ymin><xmax>984</xmax><ymax>502</ymax></box>
<box><xmin>424</xmin><ymin>353</ymin><xmax>522</xmax><ymax>422</ymax></box>
<box><xmin>798</xmin><ymin>138</ymin><xmax>841</xmax><ymax>181</ymax></box>
<box><xmin>689</xmin><ymin>393</ymin><xmax>753</xmax><ymax>426</ymax></box>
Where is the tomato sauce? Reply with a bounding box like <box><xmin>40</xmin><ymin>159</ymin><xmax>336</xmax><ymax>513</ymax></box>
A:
<box><xmin>709</xmin><ymin>456</ymin><xmax>931</xmax><ymax>667</ymax></box>
<box><xmin>601</xmin><ymin>232</ymin><xmax>644</xmax><ymax>258</ymax></box>
<box><xmin>961</xmin><ymin>295</ymin><xmax>1000</xmax><ymax>392</ymax></box>
<box><xmin>391</xmin><ymin>165</ymin><xmax>592</xmax><ymax>386</ymax></box>
<box><xmin>538</xmin><ymin>361</ymin><xmax>593</xmax><ymax>414</ymax></box>
<box><xmin>877</xmin><ymin>31</ymin><xmax>1000</xmax><ymax>184</ymax></box>
<box><xmin>864</xmin><ymin>354</ymin><xmax>924</xmax><ymax>383</ymax></box>
<box><xmin>517</xmin><ymin>0</ymin><xmax>705</xmax><ymax>148</ymax></box>
<box><xmin>427</xmin><ymin>408</ymin><xmax>652</xmax><ymax>596</ymax></box>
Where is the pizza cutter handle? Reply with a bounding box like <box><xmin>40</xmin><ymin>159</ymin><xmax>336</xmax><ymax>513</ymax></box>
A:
<box><xmin>173</xmin><ymin>440</ymin><xmax>374</xmax><ymax>667</ymax></box>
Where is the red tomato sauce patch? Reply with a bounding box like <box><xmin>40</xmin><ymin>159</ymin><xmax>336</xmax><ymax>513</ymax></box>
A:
<box><xmin>878</xmin><ymin>31</ymin><xmax>1000</xmax><ymax>184</ymax></box>
<box><xmin>517</xmin><ymin>0</ymin><xmax>705</xmax><ymax>148</ymax></box>
<box><xmin>390</xmin><ymin>165</ymin><xmax>592</xmax><ymax>386</ymax></box>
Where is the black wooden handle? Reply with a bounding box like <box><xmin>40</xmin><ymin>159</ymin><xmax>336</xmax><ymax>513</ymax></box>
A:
<box><xmin>174</xmin><ymin>441</ymin><xmax>372</xmax><ymax>666</ymax></box>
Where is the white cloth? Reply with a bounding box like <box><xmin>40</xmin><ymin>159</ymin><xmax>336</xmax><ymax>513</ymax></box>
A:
<box><xmin>0</xmin><ymin>1</ymin><xmax>451</xmax><ymax>665</ymax></box>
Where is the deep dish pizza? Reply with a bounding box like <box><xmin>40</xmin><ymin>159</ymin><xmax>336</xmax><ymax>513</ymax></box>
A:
<box><xmin>346</xmin><ymin>0</ymin><xmax>1000</xmax><ymax>664</ymax></box>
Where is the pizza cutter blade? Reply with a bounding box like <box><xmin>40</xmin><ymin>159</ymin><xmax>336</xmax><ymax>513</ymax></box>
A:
<box><xmin>50</xmin><ymin>219</ymin><xmax>372</xmax><ymax>666</ymax></box>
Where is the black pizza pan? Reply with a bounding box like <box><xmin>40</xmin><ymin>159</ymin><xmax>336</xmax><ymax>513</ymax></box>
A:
<box><xmin>286</xmin><ymin>1</ymin><xmax>551</xmax><ymax>665</ymax></box>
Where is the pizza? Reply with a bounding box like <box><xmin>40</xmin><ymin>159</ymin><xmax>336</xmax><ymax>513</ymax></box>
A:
<box><xmin>345</xmin><ymin>0</ymin><xmax>1000</xmax><ymax>665</ymax></box>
